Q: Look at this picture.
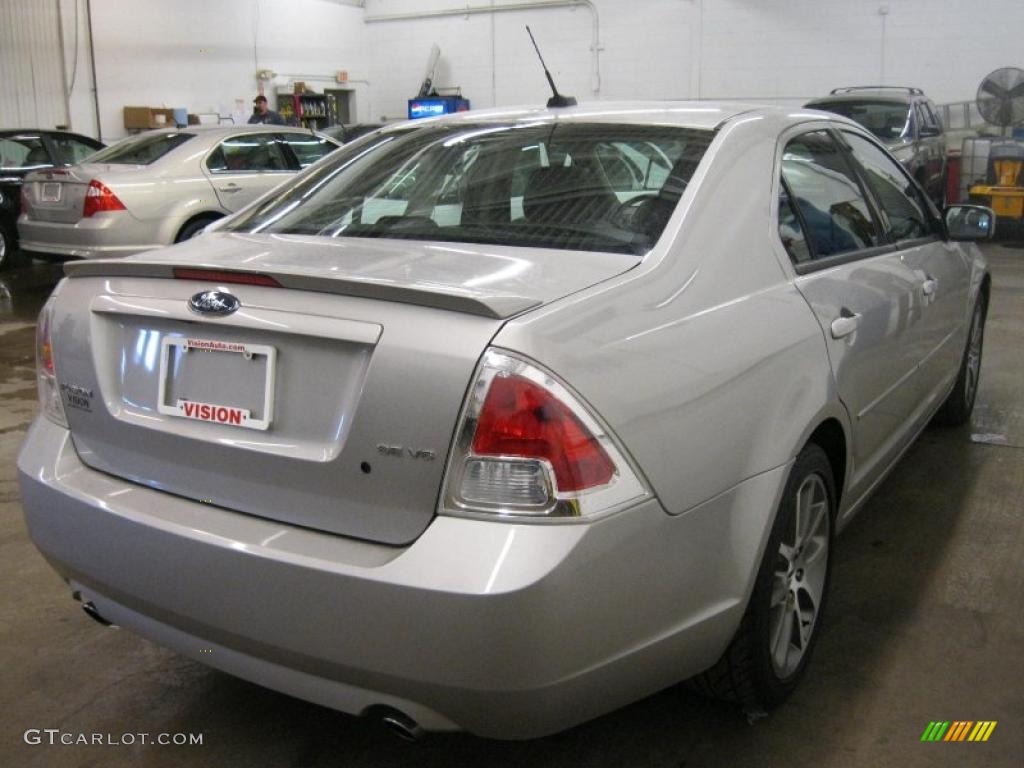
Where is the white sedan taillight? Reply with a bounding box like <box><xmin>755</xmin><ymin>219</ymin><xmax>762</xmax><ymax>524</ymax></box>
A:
<box><xmin>36</xmin><ymin>300</ymin><xmax>67</xmax><ymax>427</ymax></box>
<box><xmin>441</xmin><ymin>349</ymin><xmax>648</xmax><ymax>519</ymax></box>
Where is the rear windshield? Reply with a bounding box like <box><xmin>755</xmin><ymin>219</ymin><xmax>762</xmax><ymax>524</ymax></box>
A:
<box><xmin>808</xmin><ymin>100</ymin><xmax>911</xmax><ymax>141</ymax></box>
<box><xmin>225</xmin><ymin>122</ymin><xmax>714</xmax><ymax>255</ymax></box>
<box><xmin>86</xmin><ymin>132</ymin><xmax>194</xmax><ymax>165</ymax></box>
<box><xmin>0</xmin><ymin>136</ymin><xmax>51</xmax><ymax>171</ymax></box>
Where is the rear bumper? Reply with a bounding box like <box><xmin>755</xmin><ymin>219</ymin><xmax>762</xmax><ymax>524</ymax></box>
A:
<box><xmin>17</xmin><ymin>213</ymin><xmax>160</xmax><ymax>259</ymax></box>
<box><xmin>18</xmin><ymin>416</ymin><xmax>784</xmax><ymax>738</ymax></box>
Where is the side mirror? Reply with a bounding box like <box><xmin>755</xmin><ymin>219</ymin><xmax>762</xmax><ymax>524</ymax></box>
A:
<box><xmin>945</xmin><ymin>205</ymin><xmax>995</xmax><ymax>241</ymax></box>
<box><xmin>918</xmin><ymin>125</ymin><xmax>941</xmax><ymax>139</ymax></box>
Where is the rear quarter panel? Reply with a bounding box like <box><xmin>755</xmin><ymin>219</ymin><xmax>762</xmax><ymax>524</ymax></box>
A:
<box><xmin>495</xmin><ymin>113</ymin><xmax>843</xmax><ymax>520</ymax></box>
<box><xmin>113</xmin><ymin>148</ymin><xmax>226</xmax><ymax>245</ymax></box>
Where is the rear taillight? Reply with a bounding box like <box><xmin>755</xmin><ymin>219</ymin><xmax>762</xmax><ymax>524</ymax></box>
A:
<box><xmin>82</xmin><ymin>179</ymin><xmax>126</xmax><ymax>217</ymax></box>
<box><xmin>441</xmin><ymin>350</ymin><xmax>647</xmax><ymax>519</ymax></box>
<box><xmin>36</xmin><ymin>299</ymin><xmax>68</xmax><ymax>427</ymax></box>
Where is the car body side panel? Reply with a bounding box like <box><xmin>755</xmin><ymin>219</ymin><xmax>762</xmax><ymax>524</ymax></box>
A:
<box><xmin>898</xmin><ymin>238</ymin><xmax>971</xmax><ymax>404</ymax></box>
<box><xmin>495</xmin><ymin>114</ymin><xmax>838</xmax><ymax>519</ymax></box>
<box><xmin>107</xmin><ymin>157</ymin><xmax>227</xmax><ymax>245</ymax></box>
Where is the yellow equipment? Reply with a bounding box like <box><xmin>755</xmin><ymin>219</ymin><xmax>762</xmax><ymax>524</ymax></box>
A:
<box><xmin>969</xmin><ymin>142</ymin><xmax>1024</xmax><ymax>234</ymax></box>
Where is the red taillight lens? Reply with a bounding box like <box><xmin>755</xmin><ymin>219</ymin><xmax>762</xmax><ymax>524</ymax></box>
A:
<box><xmin>473</xmin><ymin>374</ymin><xmax>615</xmax><ymax>492</ymax></box>
<box><xmin>36</xmin><ymin>300</ymin><xmax>67</xmax><ymax>427</ymax></box>
<box><xmin>82</xmin><ymin>179</ymin><xmax>126</xmax><ymax>217</ymax></box>
<box><xmin>442</xmin><ymin>350</ymin><xmax>648</xmax><ymax>519</ymax></box>
<box><xmin>173</xmin><ymin>268</ymin><xmax>281</xmax><ymax>287</ymax></box>
<box><xmin>37</xmin><ymin>306</ymin><xmax>55</xmax><ymax>376</ymax></box>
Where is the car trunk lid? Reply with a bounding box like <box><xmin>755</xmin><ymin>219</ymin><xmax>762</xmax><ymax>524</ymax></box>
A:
<box><xmin>52</xmin><ymin>234</ymin><xmax>639</xmax><ymax>544</ymax></box>
<box><xmin>23</xmin><ymin>163</ymin><xmax>140</xmax><ymax>223</ymax></box>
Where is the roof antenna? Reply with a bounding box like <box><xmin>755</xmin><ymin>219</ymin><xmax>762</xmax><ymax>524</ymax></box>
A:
<box><xmin>526</xmin><ymin>26</ymin><xmax>577</xmax><ymax>108</ymax></box>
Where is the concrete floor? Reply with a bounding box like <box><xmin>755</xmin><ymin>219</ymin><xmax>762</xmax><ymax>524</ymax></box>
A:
<box><xmin>1</xmin><ymin>247</ymin><xmax>1022</xmax><ymax>768</ymax></box>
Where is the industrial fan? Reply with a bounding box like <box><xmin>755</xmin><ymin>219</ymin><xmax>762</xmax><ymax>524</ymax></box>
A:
<box><xmin>968</xmin><ymin>67</ymin><xmax>1024</xmax><ymax>235</ymax></box>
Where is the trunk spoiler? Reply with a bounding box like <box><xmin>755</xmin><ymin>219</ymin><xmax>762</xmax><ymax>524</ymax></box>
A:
<box><xmin>63</xmin><ymin>259</ymin><xmax>540</xmax><ymax>320</ymax></box>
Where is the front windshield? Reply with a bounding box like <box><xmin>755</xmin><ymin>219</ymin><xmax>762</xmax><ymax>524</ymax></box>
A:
<box><xmin>86</xmin><ymin>132</ymin><xmax>194</xmax><ymax>165</ymax></box>
<box><xmin>225</xmin><ymin>122</ymin><xmax>714</xmax><ymax>255</ymax></box>
<box><xmin>810</xmin><ymin>100</ymin><xmax>912</xmax><ymax>141</ymax></box>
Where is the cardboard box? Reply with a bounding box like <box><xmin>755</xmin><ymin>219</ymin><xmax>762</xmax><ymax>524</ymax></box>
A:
<box><xmin>123</xmin><ymin>106</ymin><xmax>176</xmax><ymax>130</ymax></box>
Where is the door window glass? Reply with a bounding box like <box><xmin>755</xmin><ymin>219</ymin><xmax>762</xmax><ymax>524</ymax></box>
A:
<box><xmin>781</xmin><ymin>131</ymin><xmax>881</xmax><ymax>260</ymax></box>
<box><xmin>207</xmin><ymin>134</ymin><xmax>288</xmax><ymax>173</ymax></box>
<box><xmin>51</xmin><ymin>136</ymin><xmax>100</xmax><ymax>165</ymax></box>
<box><xmin>280</xmin><ymin>134</ymin><xmax>335</xmax><ymax>168</ymax></box>
<box><xmin>924</xmin><ymin>101</ymin><xmax>942</xmax><ymax>130</ymax></box>
<box><xmin>778</xmin><ymin>182</ymin><xmax>812</xmax><ymax>264</ymax></box>
<box><xmin>844</xmin><ymin>132</ymin><xmax>937</xmax><ymax>241</ymax></box>
<box><xmin>0</xmin><ymin>136</ymin><xmax>51</xmax><ymax>170</ymax></box>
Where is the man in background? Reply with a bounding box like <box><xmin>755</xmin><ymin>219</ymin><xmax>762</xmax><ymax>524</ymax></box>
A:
<box><xmin>248</xmin><ymin>95</ymin><xmax>285</xmax><ymax>125</ymax></box>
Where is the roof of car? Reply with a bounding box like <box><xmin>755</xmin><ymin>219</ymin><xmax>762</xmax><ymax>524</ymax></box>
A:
<box><xmin>0</xmin><ymin>128</ymin><xmax>101</xmax><ymax>140</ymax></box>
<box><xmin>806</xmin><ymin>89</ymin><xmax>920</xmax><ymax>105</ymax></box>
<box><xmin>164</xmin><ymin>124</ymin><xmax>327</xmax><ymax>137</ymax></box>
<box><xmin>405</xmin><ymin>101</ymin><xmax>768</xmax><ymax>131</ymax></box>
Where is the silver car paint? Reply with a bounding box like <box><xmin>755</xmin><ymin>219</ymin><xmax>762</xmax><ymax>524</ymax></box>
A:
<box><xmin>17</xmin><ymin>102</ymin><xmax>987</xmax><ymax>737</ymax></box>
<box><xmin>17</xmin><ymin>126</ymin><xmax>339</xmax><ymax>259</ymax></box>
<box><xmin>45</xmin><ymin>234</ymin><xmax>638</xmax><ymax>543</ymax></box>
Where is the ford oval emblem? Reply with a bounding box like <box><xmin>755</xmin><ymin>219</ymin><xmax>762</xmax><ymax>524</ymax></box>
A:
<box><xmin>188</xmin><ymin>290</ymin><xmax>240</xmax><ymax>317</ymax></box>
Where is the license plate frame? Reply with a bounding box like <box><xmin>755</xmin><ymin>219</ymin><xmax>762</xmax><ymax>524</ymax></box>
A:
<box><xmin>40</xmin><ymin>182</ymin><xmax>61</xmax><ymax>203</ymax></box>
<box><xmin>157</xmin><ymin>337</ymin><xmax>276</xmax><ymax>430</ymax></box>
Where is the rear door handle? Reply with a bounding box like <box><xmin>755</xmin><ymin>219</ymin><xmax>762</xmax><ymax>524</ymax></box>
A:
<box><xmin>830</xmin><ymin>309</ymin><xmax>861</xmax><ymax>340</ymax></box>
<box><xmin>219</xmin><ymin>183</ymin><xmax>242</xmax><ymax>193</ymax></box>
<box><xmin>922</xmin><ymin>278</ymin><xmax>937</xmax><ymax>297</ymax></box>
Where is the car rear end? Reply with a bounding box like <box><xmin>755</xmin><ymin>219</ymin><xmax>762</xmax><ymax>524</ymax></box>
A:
<box><xmin>17</xmin><ymin>112</ymin><xmax>761</xmax><ymax>738</ymax></box>
<box><xmin>18</xmin><ymin>131</ymin><xmax>195</xmax><ymax>259</ymax></box>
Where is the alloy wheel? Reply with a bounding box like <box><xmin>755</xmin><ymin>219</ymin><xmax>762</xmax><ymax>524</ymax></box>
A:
<box><xmin>965</xmin><ymin>302</ymin><xmax>984</xmax><ymax>407</ymax></box>
<box><xmin>769</xmin><ymin>473</ymin><xmax>830</xmax><ymax>678</ymax></box>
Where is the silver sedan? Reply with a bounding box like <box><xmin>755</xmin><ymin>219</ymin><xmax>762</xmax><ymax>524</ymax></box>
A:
<box><xmin>18</xmin><ymin>102</ymin><xmax>991</xmax><ymax>739</ymax></box>
<box><xmin>17</xmin><ymin>125</ymin><xmax>340</xmax><ymax>260</ymax></box>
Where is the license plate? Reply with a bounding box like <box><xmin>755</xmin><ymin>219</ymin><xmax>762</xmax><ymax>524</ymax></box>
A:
<box><xmin>157</xmin><ymin>337</ymin><xmax>276</xmax><ymax>430</ymax></box>
<box><xmin>40</xmin><ymin>182</ymin><xmax>61</xmax><ymax>203</ymax></box>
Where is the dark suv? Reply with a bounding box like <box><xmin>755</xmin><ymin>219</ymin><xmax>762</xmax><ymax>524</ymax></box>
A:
<box><xmin>805</xmin><ymin>87</ymin><xmax>946</xmax><ymax>204</ymax></box>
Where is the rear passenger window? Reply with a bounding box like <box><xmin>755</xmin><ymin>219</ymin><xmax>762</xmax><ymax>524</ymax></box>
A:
<box><xmin>844</xmin><ymin>132</ymin><xmax>938</xmax><ymax>241</ymax></box>
<box><xmin>207</xmin><ymin>134</ymin><xmax>288</xmax><ymax>173</ymax></box>
<box><xmin>280</xmin><ymin>134</ymin><xmax>335</xmax><ymax>168</ymax></box>
<box><xmin>780</xmin><ymin>131</ymin><xmax>881</xmax><ymax>260</ymax></box>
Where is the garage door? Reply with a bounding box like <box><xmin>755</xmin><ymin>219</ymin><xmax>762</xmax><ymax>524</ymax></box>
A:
<box><xmin>0</xmin><ymin>0</ymin><xmax>68</xmax><ymax>129</ymax></box>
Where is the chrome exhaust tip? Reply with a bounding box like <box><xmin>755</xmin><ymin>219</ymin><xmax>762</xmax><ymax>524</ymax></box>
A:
<box><xmin>378</xmin><ymin>709</ymin><xmax>423</xmax><ymax>741</ymax></box>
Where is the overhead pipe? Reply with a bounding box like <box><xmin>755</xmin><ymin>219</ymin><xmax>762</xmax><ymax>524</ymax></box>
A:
<box><xmin>364</xmin><ymin>1</ymin><xmax>602</xmax><ymax>96</ymax></box>
<box><xmin>86</xmin><ymin>0</ymin><xmax>102</xmax><ymax>140</ymax></box>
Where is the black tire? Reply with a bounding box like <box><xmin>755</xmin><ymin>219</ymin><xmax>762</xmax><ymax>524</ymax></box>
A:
<box><xmin>933</xmin><ymin>295</ymin><xmax>987</xmax><ymax>426</ymax></box>
<box><xmin>175</xmin><ymin>216</ymin><xmax>219</xmax><ymax>243</ymax></box>
<box><xmin>691</xmin><ymin>443</ymin><xmax>836</xmax><ymax>711</ymax></box>
<box><xmin>0</xmin><ymin>222</ymin><xmax>24</xmax><ymax>271</ymax></box>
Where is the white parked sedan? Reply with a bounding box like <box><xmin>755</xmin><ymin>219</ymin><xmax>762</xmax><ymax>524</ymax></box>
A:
<box><xmin>18</xmin><ymin>102</ymin><xmax>991</xmax><ymax>739</ymax></box>
<box><xmin>17</xmin><ymin>125</ymin><xmax>340</xmax><ymax>259</ymax></box>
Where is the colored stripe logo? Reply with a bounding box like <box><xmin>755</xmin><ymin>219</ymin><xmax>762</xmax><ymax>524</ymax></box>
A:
<box><xmin>921</xmin><ymin>721</ymin><xmax>997</xmax><ymax>742</ymax></box>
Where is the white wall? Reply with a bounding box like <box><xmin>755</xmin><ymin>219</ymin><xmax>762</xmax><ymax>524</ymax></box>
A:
<box><xmin>364</xmin><ymin>0</ymin><xmax>1024</xmax><ymax>116</ymax></box>
<box><xmin>696</xmin><ymin>0</ymin><xmax>1024</xmax><ymax>105</ymax></box>
<box><xmin>10</xmin><ymin>0</ymin><xmax>1024</xmax><ymax>140</ymax></box>
<box><xmin>59</xmin><ymin>0</ymin><xmax>369</xmax><ymax>141</ymax></box>
<box><xmin>363</xmin><ymin>0</ymin><xmax>694</xmax><ymax>119</ymax></box>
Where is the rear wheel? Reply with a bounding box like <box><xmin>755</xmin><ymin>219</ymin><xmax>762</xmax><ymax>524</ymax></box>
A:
<box><xmin>175</xmin><ymin>215</ymin><xmax>219</xmax><ymax>243</ymax></box>
<box><xmin>692</xmin><ymin>443</ymin><xmax>835</xmax><ymax>710</ymax></box>
<box><xmin>934</xmin><ymin>295</ymin><xmax>986</xmax><ymax>426</ymax></box>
